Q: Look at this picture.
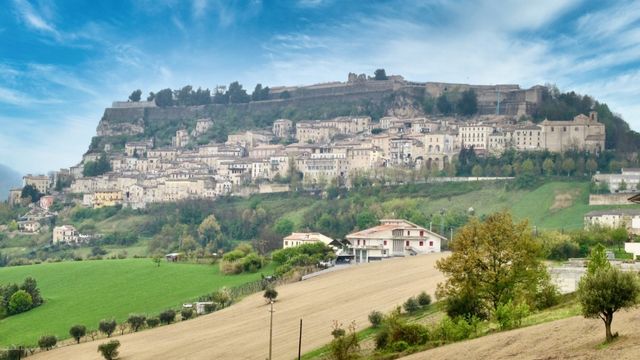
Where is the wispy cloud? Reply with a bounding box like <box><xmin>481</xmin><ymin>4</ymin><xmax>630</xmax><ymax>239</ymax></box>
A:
<box><xmin>12</xmin><ymin>0</ymin><xmax>59</xmax><ymax>37</ymax></box>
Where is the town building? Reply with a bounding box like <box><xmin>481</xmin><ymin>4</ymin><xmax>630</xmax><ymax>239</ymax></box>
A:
<box><xmin>345</xmin><ymin>219</ymin><xmax>445</xmax><ymax>263</ymax></box>
<box><xmin>584</xmin><ymin>209</ymin><xmax>640</xmax><ymax>235</ymax></box>
<box><xmin>23</xmin><ymin>174</ymin><xmax>50</xmax><ymax>194</ymax></box>
<box><xmin>593</xmin><ymin>168</ymin><xmax>640</xmax><ymax>193</ymax></box>
<box><xmin>272</xmin><ymin>119</ymin><xmax>293</xmax><ymax>138</ymax></box>
<box><xmin>282</xmin><ymin>232</ymin><xmax>333</xmax><ymax>249</ymax></box>
<box><xmin>52</xmin><ymin>225</ymin><xmax>83</xmax><ymax>244</ymax></box>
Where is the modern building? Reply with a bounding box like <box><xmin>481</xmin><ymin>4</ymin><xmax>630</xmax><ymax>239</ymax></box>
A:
<box><xmin>345</xmin><ymin>219</ymin><xmax>445</xmax><ymax>263</ymax></box>
<box><xmin>282</xmin><ymin>232</ymin><xmax>333</xmax><ymax>249</ymax></box>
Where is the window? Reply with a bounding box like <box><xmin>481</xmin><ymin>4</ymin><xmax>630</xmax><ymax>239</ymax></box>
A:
<box><xmin>406</xmin><ymin>241</ymin><xmax>410</xmax><ymax>246</ymax></box>
<box><xmin>383</xmin><ymin>240</ymin><xmax>387</xmax><ymax>246</ymax></box>
<box><xmin>407</xmin><ymin>231</ymin><xmax>411</xmax><ymax>236</ymax></box>
<box><xmin>285</xmin><ymin>241</ymin><xmax>288</xmax><ymax>246</ymax></box>
<box><xmin>357</xmin><ymin>239</ymin><xmax>360</xmax><ymax>245</ymax></box>
<box><xmin>419</xmin><ymin>241</ymin><xmax>424</xmax><ymax>246</ymax></box>
<box><xmin>429</xmin><ymin>241</ymin><xmax>433</xmax><ymax>246</ymax></box>
<box><xmin>420</xmin><ymin>230</ymin><xmax>424</xmax><ymax>236</ymax></box>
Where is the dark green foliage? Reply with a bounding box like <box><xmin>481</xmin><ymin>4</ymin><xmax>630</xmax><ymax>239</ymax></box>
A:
<box><xmin>368</xmin><ymin>310</ymin><xmax>383</xmax><ymax>327</ymax></box>
<box><xmin>0</xmin><ymin>278</ymin><xmax>42</xmax><ymax>317</ymax></box>
<box><xmin>99</xmin><ymin>319</ymin><xmax>116</xmax><ymax>337</ymax></box>
<box><xmin>251</xmin><ymin>84</ymin><xmax>270</xmax><ymax>101</ymax></box>
<box><xmin>127</xmin><ymin>314</ymin><xmax>146</xmax><ymax>332</ymax></box>
<box><xmin>128</xmin><ymin>89</ymin><xmax>142</xmax><ymax>102</ymax></box>
<box><xmin>436</xmin><ymin>94</ymin><xmax>453</xmax><ymax>115</ymax></box>
<box><xmin>457</xmin><ymin>89</ymin><xmax>478</xmax><ymax>116</ymax></box>
<box><xmin>159</xmin><ymin>309</ymin><xmax>176</xmax><ymax>324</ymax></box>
<box><xmin>69</xmin><ymin>325</ymin><xmax>86</xmax><ymax>343</ymax></box>
<box><xmin>154</xmin><ymin>88</ymin><xmax>174</xmax><ymax>107</ymax></box>
<box><xmin>374</xmin><ymin>69</ymin><xmax>388</xmax><ymax>80</ymax></box>
<box><xmin>403</xmin><ymin>297</ymin><xmax>420</xmax><ymax>314</ymax></box>
<box><xmin>3</xmin><ymin>347</ymin><xmax>27</xmax><ymax>360</ymax></box>
<box><xmin>227</xmin><ymin>81</ymin><xmax>251</xmax><ymax>103</ymax></box>
<box><xmin>263</xmin><ymin>287</ymin><xmax>278</xmax><ymax>302</ymax></box>
<box><xmin>8</xmin><ymin>290</ymin><xmax>32</xmax><ymax>315</ymax></box>
<box><xmin>271</xmin><ymin>242</ymin><xmax>335</xmax><ymax>276</ymax></box>
<box><xmin>100</xmin><ymin>231</ymin><xmax>139</xmax><ymax>246</ymax></box>
<box><xmin>38</xmin><ymin>335</ymin><xmax>57</xmax><ymax>350</ymax></box>
<box><xmin>494</xmin><ymin>301</ymin><xmax>529</xmax><ymax>330</ymax></box>
<box><xmin>280</xmin><ymin>90</ymin><xmax>291</xmax><ymax>99</ymax></box>
<box><xmin>180</xmin><ymin>308</ymin><xmax>194</xmax><ymax>320</ymax></box>
<box><xmin>20</xmin><ymin>185</ymin><xmax>42</xmax><ymax>202</ymax></box>
<box><xmin>97</xmin><ymin>340</ymin><xmax>120</xmax><ymax>360</ymax></box>
<box><xmin>83</xmin><ymin>154</ymin><xmax>112</xmax><ymax>177</ymax></box>
<box><xmin>328</xmin><ymin>322</ymin><xmax>360</xmax><ymax>360</ymax></box>
<box><xmin>375</xmin><ymin>310</ymin><xmax>429</xmax><ymax>350</ymax></box>
<box><xmin>417</xmin><ymin>291</ymin><xmax>432</xmax><ymax>307</ymax></box>
<box><xmin>273</xmin><ymin>218</ymin><xmax>294</xmax><ymax>236</ymax></box>
<box><xmin>145</xmin><ymin>317</ymin><xmax>159</xmax><ymax>328</ymax></box>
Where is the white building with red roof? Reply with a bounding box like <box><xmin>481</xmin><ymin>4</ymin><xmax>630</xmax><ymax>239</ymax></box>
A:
<box><xmin>282</xmin><ymin>232</ymin><xmax>333</xmax><ymax>249</ymax></box>
<box><xmin>345</xmin><ymin>219</ymin><xmax>444</xmax><ymax>263</ymax></box>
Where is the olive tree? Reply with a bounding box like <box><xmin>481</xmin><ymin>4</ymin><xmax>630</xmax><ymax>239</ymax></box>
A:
<box><xmin>69</xmin><ymin>325</ymin><xmax>87</xmax><ymax>344</ymax></box>
<box><xmin>99</xmin><ymin>319</ymin><xmax>116</xmax><ymax>337</ymax></box>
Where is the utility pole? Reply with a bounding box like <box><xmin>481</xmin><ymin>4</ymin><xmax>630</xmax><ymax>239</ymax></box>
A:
<box><xmin>268</xmin><ymin>300</ymin><xmax>275</xmax><ymax>360</ymax></box>
<box><xmin>298</xmin><ymin>318</ymin><xmax>303</xmax><ymax>360</ymax></box>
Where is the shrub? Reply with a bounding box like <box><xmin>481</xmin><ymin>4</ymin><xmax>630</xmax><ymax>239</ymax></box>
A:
<box><xmin>403</xmin><ymin>297</ymin><xmax>420</xmax><ymax>314</ymax></box>
<box><xmin>97</xmin><ymin>340</ymin><xmax>120</xmax><ymax>360</ymax></box>
<box><xmin>159</xmin><ymin>309</ymin><xmax>176</xmax><ymax>324</ymax></box>
<box><xmin>3</xmin><ymin>347</ymin><xmax>27</xmax><ymax>360</ymax></box>
<box><xmin>146</xmin><ymin>318</ymin><xmax>160</xmax><ymax>328</ymax></box>
<box><xmin>8</xmin><ymin>290</ymin><xmax>33</xmax><ymax>315</ymax></box>
<box><xmin>494</xmin><ymin>301</ymin><xmax>530</xmax><ymax>330</ymax></box>
<box><xmin>368</xmin><ymin>311</ymin><xmax>383</xmax><ymax>327</ymax></box>
<box><xmin>434</xmin><ymin>316</ymin><xmax>479</xmax><ymax>342</ymax></box>
<box><xmin>211</xmin><ymin>288</ymin><xmax>232</xmax><ymax>309</ymax></box>
<box><xmin>391</xmin><ymin>340</ymin><xmax>409</xmax><ymax>352</ymax></box>
<box><xmin>376</xmin><ymin>310</ymin><xmax>429</xmax><ymax>350</ymax></box>
<box><xmin>69</xmin><ymin>325</ymin><xmax>87</xmax><ymax>344</ymax></box>
<box><xmin>203</xmin><ymin>303</ymin><xmax>216</xmax><ymax>314</ymax></box>
<box><xmin>444</xmin><ymin>292</ymin><xmax>488</xmax><ymax>320</ymax></box>
<box><xmin>181</xmin><ymin>308</ymin><xmax>194</xmax><ymax>320</ymax></box>
<box><xmin>328</xmin><ymin>321</ymin><xmax>359</xmax><ymax>360</ymax></box>
<box><xmin>99</xmin><ymin>319</ymin><xmax>116</xmax><ymax>337</ymax></box>
<box><xmin>38</xmin><ymin>335</ymin><xmax>57</xmax><ymax>350</ymax></box>
<box><xmin>220</xmin><ymin>260</ymin><xmax>243</xmax><ymax>275</ymax></box>
<box><xmin>241</xmin><ymin>253</ymin><xmax>265</xmax><ymax>272</ymax></box>
<box><xmin>534</xmin><ymin>283</ymin><xmax>560</xmax><ymax>310</ymax></box>
<box><xmin>127</xmin><ymin>315</ymin><xmax>146</xmax><ymax>332</ymax></box>
<box><xmin>417</xmin><ymin>292</ymin><xmax>432</xmax><ymax>307</ymax></box>
<box><xmin>263</xmin><ymin>287</ymin><xmax>278</xmax><ymax>302</ymax></box>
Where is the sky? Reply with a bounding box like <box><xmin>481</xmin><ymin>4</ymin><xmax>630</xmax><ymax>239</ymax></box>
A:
<box><xmin>1</xmin><ymin>0</ymin><xmax>640</xmax><ymax>175</ymax></box>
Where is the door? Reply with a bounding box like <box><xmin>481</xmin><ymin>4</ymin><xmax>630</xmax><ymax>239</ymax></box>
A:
<box><xmin>392</xmin><ymin>240</ymin><xmax>403</xmax><ymax>255</ymax></box>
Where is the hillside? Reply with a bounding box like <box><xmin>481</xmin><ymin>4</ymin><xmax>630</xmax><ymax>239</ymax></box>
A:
<box><xmin>0</xmin><ymin>164</ymin><xmax>21</xmax><ymax>200</ymax></box>
<box><xmin>30</xmin><ymin>253</ymin><xmax>447</xmax><ymax>360</ymax></box>
<box><xmin>404</xmin><ymin>308</ymin><xmax>640</xmax><ymax>360</ymax></box>
<box><xmin>0</xmin><ymin>259</ymin><xmax>272</xmax><ymax>346</ymax></box>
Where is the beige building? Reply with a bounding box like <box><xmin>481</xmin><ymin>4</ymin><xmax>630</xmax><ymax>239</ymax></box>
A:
<box><xmin>282</xmin><ymin>232</ymin><xmax>333</xmax><ymax>249</ymax></box>
<box><xmin>18</xmin><ymin>220</ymin><xmax>41</xmax><ymax>233</ymax></box>
<box><xmin>52</xmin><ymin>225</ymin><xmax>81</xmax><ymax>244</ymax></box>
<box><xmin>593</xmin><ymin>168</ymin><xmax>640</xmax><ymax>193</ymax></box>
<box><xmin>584</xmin><ymin>209</ymin><xmax>640</xmax><ymax>235</ymax></box>
<box><xmin>346</xmin><ymin>219</ymin><xmax>445</xmax><ymax>263</ymax></box>
<box><xmin>272</xmin><ymin>119</ymin><xmax>293</xmax><ymax>138</ymax></box>
<box><xmin>8</xmin><ymin>188</ymin><xmax>22</xmax><ymax>206</ymax></box>
<box><xmin>172</xmin><ymin>129</ymin><xmax>190</xmax><ymax>148</ymax></box>
<box><xmin>193</xmin><ymin>118</ymin><xmax>213</xmax><ymax>136</ymax></box>
<box><xmin>540</xmin><ymin>112</ymin><xmax>605</xmax><ymax>152</ymax></box>
<box><xmin>459</xmin><ymin>124</ymin><xmax>494</xmax><ymax>151</ymax></box>
<box><xmin>93</xmin><ymin>190</ymin><xmax>124</xmax><ymax>208</ymax></box>
<box><xmin>23</xmin><ymin>174</ymin><xmax>50</xmax><ymax>194</ymax></box>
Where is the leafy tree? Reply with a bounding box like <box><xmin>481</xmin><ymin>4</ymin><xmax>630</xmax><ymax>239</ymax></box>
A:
<box><xmin>20</xmin><ymin>277</ymin><xmax>42</xmax><ymax>306</ymax></box>
<box><xmin>368</xmin><ymin>311</ymin><xmax>383</xmax><ymax>327</ymax></box>
<box><xmin>69</xmin><ymin>325</ymin><xmax>87</xmax><ymax>344</ymax></box>
<box><xmin>436</xmin><ymin>212</ymin><xmax>549</xmax><ymax>316</ymax></box>
<box><xmin>198</xmin><ymin>214</ymin><xmax>222</xmax><ymax>248</ymax></box>
<box><xmin>521</xmin><ymin>159</ymin><xmax>536</xmax><ymax>175</ymax></box>
<box><xmin>159</xmin><ymin>309</ymin><xmax>176</xmax><ymax>324</ymax></box>
<box><xmin>263</xmin><ymin>287</ymin><xmax>278</xmax><ymax>302</ymax></box>
<box><xmin>403</xmin><ymin>297</ymin><xmax>420</xmax><ymax>314</ymax></box>
<box><xmin>127</xmin><ymin>315</ymin><xmax>146</xmax><ymax>332</ymax></box>
<box><xmin>21</xmin><ymin>185</ymin><xmax>42</xmax><ymax>203</ymax></box>
<box><xmin>8</xmin><ymin>290</ymin><xmax>32</xmax><ymax>315</ymax></box>
<box><xmin>99</xmin><ymin>319</ymin><xmax>116</xmax><ymax>337</ymax></box>
<box><xmin>417</xmin><ymin>291</ymin><xmax>432</xmax><ymax>306</ymax></box>
<box><xmin>356</xmin><ymin>210</ymin><xmax>378</xmax><ymax>230</ymax></box>
<box><xmin>280</xmin><ymin>90</ymin><xmax>291</xmax><ymax>99</ymax></box>
<box><xmin>146</xmin><ymin>91</ymin><xmax>155</xmax><ymax>102</ymax></box>
<box><xmin>610</xmin><ymin>227</ymin><xmax>628</xmax><ymax>251</ymax></box>
<box><xmin>227</xmin><ymin>81</ymin><xmax>250</xmax><ymax>103</ymax></box>
<box><xmin>251</xmin><ymin>83</ymin><xmax>270</xmax><ymax>101</ymax></box>
<box><xmin>38</xmin><ymin>335</ymin><xmax>57</xmax><ymax>351</ymax></box>
<box><xmin>273</xmin><ymin>218</ymin><xmax>294</xmax><ymax>236</ymax></box>
<box><xmin>457</xmin><ymin>89</ymin><xmax>478</xmax><ymax>116</ymax></box>
<box><xmin>97</xmin><ymin>340</ymin><xmax>120</xmax><ymax>360</ymax></box>
<box><xmin>471</xmin><ymin>164</ymin><xmax>483</xmax><ymax>177</ymax></box>
<box><xmin>587</xmin><ymin>244</ymin><xmax>611</xmax><ymax>276</ymax></box>
<box><xmin>373</xmin><ymin>69</ymin><xmax>388</xmax><ymax>80</ymax></box>
<box><xmin>128</xmin><ymin>89</ymin><xmax>142</xmax><ymax>102</ymax></box>
<box><xmin>436</xmin><ymin>94</ymin><xmax>453</xmax><ymax>115</ymax></box>
<box><xmin>561</xmin><ymin>158</ymin><xmax>575</xmax><ymax>176</ymax></box>
<box><xmin>578</xmin><ymin>267</ymin><xmax>640</xmax><ymax>342</ymax></box>
<box><xmin>619</xmin><ymin>179</ymin><xmax>628</xmax><ymax>192</ymax></box>
<box><xmin>146</xmin><ymin>317</ymin><xmax>160</xmax><ymax>328</ymax></box>
<box><xmin>83</xmin><ymin>154</ymin><xmax>112</xmax><ymax>177</ymax></box>
<box><xmin>328</xmin><ymin>321</ymin><xmax>360</xmax><ymax>360</ymax></box>
<box><xmin>181</xmin><ymin>308</ymin><xmax>194</xmax><ymax>320</ymax></box>
<box><xmin>542</xmin><ymin>158</ymin><xmax>554</xmax><ymax>176</ymax></box>
<box><xmin>586</xmin><ymin>158</ymin><xmax>598</xmax><ymax>175</ymax></box>
<box><xmin>154</xmin><ymin>88</ymin><xmax>174</xmax><ymax>107</ymax></box>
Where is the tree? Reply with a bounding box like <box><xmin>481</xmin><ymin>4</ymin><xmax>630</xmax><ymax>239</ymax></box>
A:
<box><xmin>373</xmin><ymin>69</ymin><xmax>388</xmax><ymax>80</ymax></box>
<box><xmin>328</xmin><ymin>321</ymin><xmax>360</xmax><ymax>360</ymax></box>
<box><xmin>263</xmin><ymin>287</ymin><xmax>278</xmax><ymax>303</ymax></box>
<box><xmin>273</xmin><ymin>218</ymin><xmax>294</xmax><ymax>236</ymax></box>
<box><xmin>436</xmin><ymin>94</ymin><xmax>453</xmax><ymax>115</ymax></box>
<box><xmin>436</xmin><ymin>212</ymin><xmax>549</xmax><ymax>317</ymax></box>
<box><xmin>154</xmin><ymin>88</ymin><xmax>174</xmax><ymax>107</ymax></box>
<box><xmin>83</xmin><ymin>154</ymin><xmax>112</xmax><ymax>177</ymax></box>
<box><xmin>152</xmin><ymin>255</ymin><xmax>162</xmax><ymax>267</ymax></box>
<box><xmin>227</xmin><ymin>81</ymin><xmax>250</xmax><ymax>103</ymax></box>
<box><xmin>99</xmin><ymin>319</ymin><xmax>116</xmax><ymax>337</ymax></box>
<box><xmin>356</xmin><ymin>211</ymin><xmax>378</xmax><ymax>230</ymax></box>
<box><xmin>128</xmin><ymin>89</ymin><xmax>142</xmax><ymax>102</ymax></box>
<box><xmin>146</xmin><ymin>318</ymin><xmax>160</xmax><ymax>328</ymax></box>
<box><xmin>587</xmin><ymin>243</ymin><xmax>611</xmax><ymax>276</ymax></box>
<box><xmin>117</xmin><ymin>323</ymin><xmax>127</xmax><ymax>336</ymax></box>
<box><xmin>542</xmin><ymin>158</ymin><xmax>554</xmax><ymax>176</ymax></box>
<box><xmin>561</xmin><ymin>158</ymin><xmax>575</xmax><ymax>176</ymax></box>
<box><xmin>586</xmin><ymin>158</ymin><xmax>598</xmax><ymax>175</ymax></box>
<box><xmin>457</xmin><ymin>89</ymin><xmax>478</xmax><ymax>116</ymax></box>
<box><xmin>251</xmin><ymin>83</ymin><xmax>270</xmax><ymax>101</ymax></box>
<box><xmin>69</xmin><ymin>325</ymin><xmax>87</xmax><ymax>344</ymax></box>
<box><xmin>97</xmin><ymin>340</ymin><xmax>120</xmax><ymax>360</ymax></box>
<box><xmin>280</xmin><ymin>90</ymin><xmax>291</xmax><ymax>99</ymax></box>
<box><xmin>21</xmin><ymin>185</ymin><xmax>42</xmax><ymax>203</ymax></box>
<box><xmin>8</xmin><ymin>290</ymin><xmax>32</xmax><ymax>315</ymax></box>
<box><xmin>610</xmin><ymin>227</ymin><xmax>628</xmax><ymax>251</ymax></box>
<box><xmin>521</xmin><ymin>159</ymin><xmax>536</xmax><ymax>175</ymax></box>
<box><xmin>159</xmin><ymin>309</ymin><xmax>176</xmax><ymax>324</ymax></box>
<box><xmin>181</xmin><ymin>308</ymin><xmax>194</xmax><ymax>320</ymax></box>
<box><xmin>127</xmin><ymin>315</ymin><xmax>146</xmax><ymax>332</ymax></box>
<box><xmin>578</xmin><ymin>267</ymin><xmax>640</xmax><ymax>342</ymax></box>
<box><xmin>38</xmin><ymin>335</ymin><xmax>57</xmax><ymax>351</ymax></box>
<box><xmin>619</xmin><ymin>179</ymin><xmax>628</xmax><ymax>192</ymax></box>
<box><xmin>471</xmin><ymin>164</ymin><xmax>483</xmax><ymax>177</ymax></box>
<box><xmin>198</xmin><ymin>214</ymin><xmax>222</xmax><ymax>249</ymax></box>
<box><xmin>20</xmin><ymin>277</ymin><xmax>42</xmax><ymax>307</ymax></box>
<box><xmin>146</xmin><ymin>91</ymin><xmax>155</xmax><ymax>102</ymax></box>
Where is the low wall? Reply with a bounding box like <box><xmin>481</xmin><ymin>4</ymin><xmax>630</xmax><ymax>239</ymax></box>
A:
<box><xmin>589</xmin><ymin>194</ymin><xmax>634</xmax><ymax>205</ymax></box>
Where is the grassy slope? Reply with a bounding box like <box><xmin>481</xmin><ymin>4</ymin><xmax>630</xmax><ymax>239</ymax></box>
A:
<box><xmin>0</xmin><ymin>259</ymin><xmax>273</xmax><ymax>346</ymax></box>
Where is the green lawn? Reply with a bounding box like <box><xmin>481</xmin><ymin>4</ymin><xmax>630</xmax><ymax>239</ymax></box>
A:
<box><xmin>0</xmin><ymin>259</ymin><xmax>273</xmax><ymax>346</ymax></box>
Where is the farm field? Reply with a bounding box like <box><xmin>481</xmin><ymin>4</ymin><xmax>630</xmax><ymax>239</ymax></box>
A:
<box><xmin>0</xmin><ymin>259</ymin><xmax>273</xmax><ymax>346</ymax></box>
<box><xmin>30</xmin><ymin>253</ymin><xmax>447</xmax><ymax>360</ymax></box>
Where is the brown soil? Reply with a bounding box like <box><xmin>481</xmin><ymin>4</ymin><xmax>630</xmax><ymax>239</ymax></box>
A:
<box><xmin>31</xmin><ymin>253</ymin><xmax>447</xmax><ymax>360</ymax></box>
<box><xmin>550</xmin><ymin>189</ymin><xmax>580</xmax><ymax>211</ymax></box>
<box><xmin>404</xmin><ymin>308</ymin><xmax>640</xmax><ymax>360</ymax></box>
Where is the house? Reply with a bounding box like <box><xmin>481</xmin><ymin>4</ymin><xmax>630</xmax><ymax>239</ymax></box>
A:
<box><xmin>584</xmin><ymin>209</ymin><xmax>640</xmax><ymax>235</ymax></box>
<box><xmin>282</xmin><ymin>232</ymin><xmax>333</xmax><ymax>249</ymax></box>
<box><xmin>18</xmin><ymin>220</ymin><xmax>41</xmax><ymax>233</ymax></box>
<box><xmin>39</xmin><ymin>195</ymin><xmax>55</xmax><ymax>210</ymax></box>
<box><xmin>345</xmin><ymin>219</ymin><xmax>445</xmax><ymax>263</ymax></box>
<box><xmin>53</xmin><ymin>225</ymin><xmax>80</xmax><ymax>244</ymax></box>
<box><xmin>23</xmin><ymin>174</ymin><xmax>50</xmax><ymax>194</ymax></box>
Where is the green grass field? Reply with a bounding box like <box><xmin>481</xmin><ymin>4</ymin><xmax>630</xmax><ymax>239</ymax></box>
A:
<box><xmin>0</xmin><ymin>259</ymin><xmax>273</xmax><ymax>346</ymax></box>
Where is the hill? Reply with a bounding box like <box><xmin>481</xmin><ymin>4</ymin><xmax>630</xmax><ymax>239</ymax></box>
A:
<box><xmin>0</xmin><ymin>259</ymin><xmax>272</xmax><ymax>346</ymax></box>
<box><xmin>29</xmin><ymin>253</ymin><xmax>447</xmax><ymax>360</ymax></box>
<box><xmin>0</xmin><ymin>164</ymin><xmax>21</xmax><ymax>200</ymax></box>
<box><xmin>404</xmin><ymin>308</ymin><xmax>640</xmax><ymax>360</ymax></box>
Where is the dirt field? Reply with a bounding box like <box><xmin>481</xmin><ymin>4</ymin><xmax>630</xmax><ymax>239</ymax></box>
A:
<box><xmin>406</xmin><ymin>308</ymin><xmax>640</xmax><ymax>360</ymax></box>
<box><xmin>31</xmin><ymin>253</ymin><xmax>447</xmax><ymax>360</ymax></box>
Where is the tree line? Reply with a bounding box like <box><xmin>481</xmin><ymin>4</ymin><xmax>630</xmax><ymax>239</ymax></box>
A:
<box><xmin>0</xmin><ymin>277</ymin><xmax>43</xmax><ymax>318</ymax></box>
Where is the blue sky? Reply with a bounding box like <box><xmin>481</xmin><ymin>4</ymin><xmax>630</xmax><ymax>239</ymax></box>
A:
<box><xmin>1</xmin><ymin>0</ymin><xmax>639</xmax><ymax>174</ymax></box>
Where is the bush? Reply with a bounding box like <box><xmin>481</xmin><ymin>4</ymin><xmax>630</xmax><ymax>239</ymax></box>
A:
<box><xmin>127</xmin><ymin>315</ymin><xmax>146</xmax><ymax>332</ymax></box>
<box><xmin>159</xmin><ymin>309</ymin><xmax>176</xmax><ymax>324</ymax></box>
<box><xmin>2</xmin><ymin>347</ymin><xmax>27</xmax><ymax>360</ymax></box>
<box><xmin>434</xmin><ymin>316</ymin><xmax>478</xmax><ymax>342</ymax></box>
<box><xmin>403</xmin><ymin>297</ymin><xmax>420</xmax><ymax>314</ymax></box>
<box><xmin>181</xmin><ymin>308</ymin><xmax>194</xmax><ymax>320</ymax></box>
<box><xmin>444</xmin><ymin>292</ymin><xmax>488</xmax><ymax>320</ymax></box>
<box><xmin>220</xmin><ymin>260</ymin><xmax>244</xmax><ymax>275</ymax></box>
<box><xmin>38</xmin><ymin>335</ymin><xmax>57</xmax><ymax>351</ymax></box>
<box><xmin>203</xmin><ymin>303</ymin><xmax>217</xmax><ymax>313</ymax></box>
<box><xmin>375</xmin><ymin>310</ymin><xmax>429</xmax><ymax>350</ymax></box>
<box><xmin>241</xmin><ymin>253</ymin><xmax>265</xmax><ymax>272</ymax></box>
<box><xmin>391</xmin><ymin>340</ymin><xmax>409</xmax><ymax>352</ymax></box>
<box><xmin>328</xmin><ymin>322</ymin><xmax>359</xmax><ymax>360</ymax></box>
<box><xmin>99</xmin><ymin>319</ymin><xmax>116</xmax><ymax>337</ymax></box>
<box><xmin>97</xmin><ymin>340</ymin><xmax>120</xmax><ymax>360</ymax></box>
<box><xmin>534</xmin><ymin>283</ymin><xmax>560</xmax><ymax>310</ymax></box>
<box><xmin>368</xmin><ymin>311</ymin><xmax>383</xmax><ymax>327</ymax></box>
<box><xmin>146</xmin><ymin>318</ymin><xmax>160</xmax><ymax>328</ymax></box>
<box><xmin>69</xmin><ymin>324</ymin><xmax>87</xmax><ymax>344</ymax></box>
<box><xmin>263</xmin><ymin>287</ymin><xmax>278</xmax><ymax>302</ymax></box>
<box><xmin>495</xmin><ymin>301</ymin><xmax>529</xmax><ymax>330</ymax></box>
<box><xmin>417</xmin><ymin>292</ymin><xmax>432</xmax><ymax>307</ymax></box>
<box><xmin>8</xmin><ymin>290</ymin><xmax>32</xmax><ymax>315</ymax></box>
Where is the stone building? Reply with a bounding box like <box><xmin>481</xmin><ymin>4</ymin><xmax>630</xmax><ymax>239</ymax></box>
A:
<box><xmin>272</xmin><ymin>119</ymin><xmax>293</xmax><ymax>138</ymax></box>
<box><xmin>540</xmin><ymin>112</ymin><xmax>605</xmax><ymax>153</ymax></box>
<box><xmin>23</xmin><ymin>174</ymin><xmax>50</xmax><ymax>194</ymax></box>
